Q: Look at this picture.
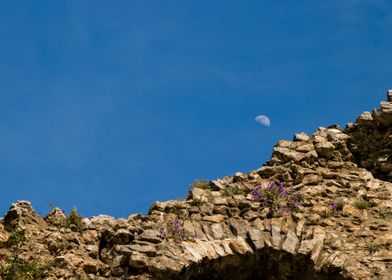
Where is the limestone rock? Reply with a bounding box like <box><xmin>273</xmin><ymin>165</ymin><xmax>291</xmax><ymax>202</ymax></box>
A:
<box><xmin>294</xmin><ymin>132</ymin><xmax>310</xmax><ymax>142</ymax></box>
<box><xmin>3</xmin><ymin>200</ymin><xmax>44</xmax><ymax>230</ymax></box>
<box><xmin>315</xmin><ymin>141</ymin><xmax>335</xmax><ymax>159</ymax></box>
<box><xmin>139</xmin><ymin>229</ymin><xmax>162</xmax><ymax>244</ymax></box>
<box><xmin>273</xmin><ymin>147</ymin><xmax>305</xmax><ymax>162</ymax></box>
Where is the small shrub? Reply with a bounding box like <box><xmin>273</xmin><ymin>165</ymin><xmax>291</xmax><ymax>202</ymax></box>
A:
<box><xmin>251</xmin><ymin>182</ymin><xmax>303</xmax><ymax>218</ymax></box>
<box><xmin>223</xmin><ymin>186</ymin><xmax>244</xmax><ymax>197</ymax></box>
<box><xmin>367</xmin><ymin>242</ymin><xmax>380</xmax><ymax>255</ymax></box>
<box><xmin>322</xmin><ymin>201</ymin><xmax>343</xmax><ymax>218</ymax></box>
<box><xmin>63</xmin><ymin>208</ymin><xmax>84</xmax><ymax>232</ymax></box>
<box><xmin>379</xmin><ymin>208</ymin><xmax>392</xmax><ymax>219</ymax></box>
<box><xmin>0</xmin><ymin>255</ymin><xmax>46</xmax><ymax>280</ymax></box>
<box><xmin>335</xmin><ymin>200</ymin><xmax>344</xmax><ymax>211</ymax></box>
<box><xmin>354</xmin><ymin>199</ymin><xmax>369</xmax><ymax>210</ymax></box>
<box><xmin>190</xmin><ymin>179</ymin><xmax>210</xmax><ymax>190</ymax></box>
<box><xmin>7</xmin><ymin>228</ymin><xmax>26</xmax><ymax>249</ymax></box>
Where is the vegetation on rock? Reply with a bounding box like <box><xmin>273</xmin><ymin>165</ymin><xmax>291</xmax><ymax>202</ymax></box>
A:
<box><xmin>0</xmin><ymin>228</ymin><xmax>48</xmax><ymax>280</ymax></box>
<box><xmin>251</xmin><ymin>182</ymin><xmax>303</xmax><ymax>217</ymax></box>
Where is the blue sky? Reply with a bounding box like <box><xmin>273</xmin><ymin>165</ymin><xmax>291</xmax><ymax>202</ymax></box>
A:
<box><xmin>0</xmin><ymin>1</ymin><xmax>391</xmax><ymax>218</ymax></box>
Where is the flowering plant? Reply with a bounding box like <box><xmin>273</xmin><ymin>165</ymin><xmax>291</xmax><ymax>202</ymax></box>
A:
<box><xmin>322</xmin><ymin>201</ymin><xmax>343</xmax><ymax>218</ymax></box>
<box><xmin>160</xmin><ymin>217</ymin><xmax>189</xmax><ymax>242</ymax></box>
<box><xmin>251</xmin><ymin>182</ymin><xmax>303</xmax><ymax>217</ymax></box>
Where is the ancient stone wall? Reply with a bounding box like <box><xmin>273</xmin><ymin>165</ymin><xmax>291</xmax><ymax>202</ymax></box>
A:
<box><xmin>1</xmin><ymin>91</ymin><xmax>392</xmax><ymax>279</ymax></box>
<box><xmin>347</xmin><ymin>90</ymin><xmax>392</xmax><ymax>182</ymax></box>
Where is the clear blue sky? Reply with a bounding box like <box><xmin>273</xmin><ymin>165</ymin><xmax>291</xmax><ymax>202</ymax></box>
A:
<box><xmin>0</xmin><ymin>1</ymin><xmax>391</xmax><ymax>218</ymax></box>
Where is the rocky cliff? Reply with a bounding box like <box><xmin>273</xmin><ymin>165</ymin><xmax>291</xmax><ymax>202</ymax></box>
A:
<box><xmin>1</xmin><ymin>91</ymin><xmax>392</xmax><ymax>280</ymax></box>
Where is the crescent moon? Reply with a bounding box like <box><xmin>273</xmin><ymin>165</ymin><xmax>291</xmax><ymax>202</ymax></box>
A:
<box><xmin>255</xmin><ymin>115</ymin><xmax>271</xmax><ymax>127</ymax></box>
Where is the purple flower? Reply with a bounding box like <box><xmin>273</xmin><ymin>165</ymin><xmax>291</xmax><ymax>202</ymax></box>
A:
<box><xmin>173</xmin><ymin>217</ymin><xmax>181</xmax><ymax>230</ymax></box>
<box><xmin>251</xmin><ymin>181</ymin><xmax>303</xmax><ymax>217</ymax></box>
<box><xmin>251</xmin><ymin>185</ymin><xmax>263</xmax><ymax>201</ymax></box>
<box><xmin>160</xmin><ymin>227</ymin><xmax>167</xmax><ymax>238</ymax></box>
<box><xmin>294</xmin><ymin>201</ymin><xmax>302</xmax><ymax>206</ymax></box>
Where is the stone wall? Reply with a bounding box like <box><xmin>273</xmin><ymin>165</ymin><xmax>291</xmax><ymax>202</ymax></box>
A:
<box><xmin>347</xmin><ymin>90</ymin><xmax>392</xmax><ymax>182</ymax></box>
<box><xmin>1</xmin><ymin>91</ymin><xmax>392</xmax><ymax>279</ymax></box>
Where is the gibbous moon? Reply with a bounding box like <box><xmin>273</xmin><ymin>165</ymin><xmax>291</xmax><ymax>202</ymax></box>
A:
<box><xmin>255</xmin><ymin>115</ymin><xmax>271</xmax><ymax>127</ymax></box>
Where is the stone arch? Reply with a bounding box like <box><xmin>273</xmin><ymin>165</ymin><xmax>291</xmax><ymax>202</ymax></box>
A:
<box><xmin>142</xmin><ymin>227</ymin><xmax>360</xmax><ymax>280</ymax></box>
<box><xmin>179</xmin><ymin>246</ymin><xmax>346</xmax><ymax>280</ymax></box>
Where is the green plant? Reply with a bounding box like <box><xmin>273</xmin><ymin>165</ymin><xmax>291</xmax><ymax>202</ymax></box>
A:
<box><xmin>335</xmin><ymin>201</ymin><xmax>344</xmax><ymax>211</ymax></box>
<box><xmin>0</xmin><ymin>255</ymin><xmax>46</xmax><ymax>280</ymax></box>
<box><xmin>367</xmin><ymin>242</ymin><xmax>380</xmax><ymax>255</ymax></box>
<box><xmin>63</xmin><ymin>208</ymin><xmax>84</xmax><ymax>232</ymax></box>
<box><xmin>223</xmin><ymin>185</ymin><xmax>244</xmax><ymax>197</ymax></box>
<box><xmin>1</xmin><ymin>229</ymin><xmax>48</xmax><ymax>279</ymax></box>
<box><xmin>7</xmin><ymin>228</ymin><xmax>27</xmax><ymax>248</ymax></box>
<box><xmin>379</xmin><ymin>208</ymin><xmax>392</xmax><ymax>219</ymax></box>
<box><xmin>354</xmin><ymin>199</ymin><xmax>369</xmax><ymax>210</ymax></box>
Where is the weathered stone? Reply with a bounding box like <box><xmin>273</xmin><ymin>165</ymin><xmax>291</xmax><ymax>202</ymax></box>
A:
<box><xmin>189</xmin><ymin>188</ymin><xmax>208</xmax><ymax>201</ymax></box>
<box><xmin>295</xmin><ymin>219</ymin><xmax>306</xmax><ymax>237</ymax></box>
<box><xmin>182</xmin><ymin>220</ymin><xmax>196</xmax><ymax>238</ymax></box>
<box><xmin>109</xmin><ymin>229</ymin><xmax>132</xmax><ymax>245</ymax></box>
<box><xmin>233</xmin><ymin>172</ymin><xmax>247</xmax><ymax>182</ymax></box>
<box><xmin>376</xmin><ymin>233</ymin><xmax>392</xmax><ymax>246</ymax></box>
<box><xmin>342</xmin><ymin>204</ymin><xmax>361</xmax><ymax>217</ymax></box>
<box><xmin>209</xmin><ymin>179</ymin><xmax>226</xmax><ymax>190</ymax></box>
<box><xmin>303</xmin><ymin>174</ymin><xmax>322</xmax><ymax>185</ymax></box>
<box><xmin>298</xmin><ymin>239</ymin><xmax>316</xmax><ymax>255</ymax></box>
<box><xmin>357</xmin><ymin>111</ymin><xmax>373</xmax><ymax>125</ymax></box>
<box><xmin>129</xmin><ymin>244</ymin><xmax>157</xmax><ymax>257</ymax></box>
<box><xmin>294</xmin><ymin>132</ymin><xmax>310</xmax><ymax>142</ymax></box>
<box><xmin>46</xmin><ymin>232</ymin><xmax>69</xmax><ymax>253</ymax></box>
<box><xmin>82</xmin><ymin>261</ymin><xmax>100</xmax><ymax>274</ymax></box>
<box><xmin>0</xmin><ymin>223</ymin><xmax>9</xmax><ymax>247</ymax></box>
<box><xmin>229</xmin><ymin>237</ymin><xmax>253</xmax><ymax>254</ymax></box>
<box><xmin>129</xmin><ymin>252</ymin><xmax>148</xmax><ymax>268</ymax></box>
<box><xmin>213</xmin><ymin>197</ymin><xmax>228</xmax><ymax>206</ymax></box>
<box><xmin>3</xmin><ymin>200</ymin><xmax>42</xmax><ymax>230</ymax></box>
<box><xmin>139</xmin><ymin>229</ymin><xmax>162</xmax><ymax>244</ymax></box>
<box><xmin>248</xmin><ymin>228</ymin><xmax>264</xmax><ymax>249</ymax></box>
<box><xmin>257</xmin><ymin>166</ymin><xmax>280</xmax><ymax>178</ymax></box>
<box><xmin>282</xmin><ymin>231</ymin><xmax>299</xmax><ymax>254</ymax></box>
<box><xmin>271</xmin><ymin>224</ymin><xmax>282</xmax><ymax>248</ymax></box>
<box><xmin>315</xmin><ymin>141</ymin><xmax>335</xmax><ymax>159</ymax></box>
<box><xmin>202</xmin><ymin>215</ymin><xmax>225</xmax><ymax>223</ymax></box>
<box><xmin>296</xmin><ymin>143</ymin><xmax>314</xmax><ymax>153</ymax></box>
<box><xmin>229</xmin><ymin>218</ymin><xmax>249</xmax><ymax>236</ymax></box>
<box><xmin>273</xmin><ymin>147</ymin><xmax>305</xmax><ymax>162</ymax></box>
<box><xmin>210</xmin><ymin>223</ymin><xmax>224</xmax><ymax>239</ymax></box>
<box><xmin>387</xmin><ymin>89</ymin><xmax>392</xmax><ymax>102</ymax></box>
<box><xmin>182</xmin><ymin>242</ymin><xmax>203</xmax><ymax>261</ymax></box>
<box><xmin>311</xmin><ymin>239</ymin><xmax>324</xmax><ymax>264</ymax></box>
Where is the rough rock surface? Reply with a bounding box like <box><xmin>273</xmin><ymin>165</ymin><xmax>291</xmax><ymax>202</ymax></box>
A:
<box><xmin>1</xmin><ymin>91</ymin><xmax>392</xmax><ymax>279</ymax></box>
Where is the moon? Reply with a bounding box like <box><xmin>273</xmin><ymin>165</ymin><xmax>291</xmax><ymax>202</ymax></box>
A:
<box><xmin>255</xmin><ymin>115</ymin><xmax>271</xmax><ymax>127</ymax></box>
